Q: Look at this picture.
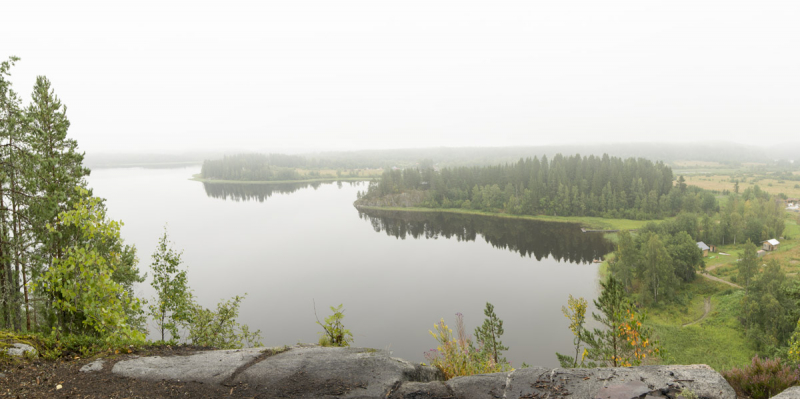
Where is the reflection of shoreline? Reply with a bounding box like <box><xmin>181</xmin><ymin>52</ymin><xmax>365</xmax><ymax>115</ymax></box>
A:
<box><xmin>202</xmin><ymin>181</ymin><xmax>362</xmax><ymax>202</ymax></box>
<box><xmin>357</xmin><ymin>208</ymin><xmax>614</xmax><ymax>264</ymax></box>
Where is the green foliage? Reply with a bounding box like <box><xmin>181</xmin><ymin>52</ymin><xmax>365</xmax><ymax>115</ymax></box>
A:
<box><xmin>473</xmin><ymin>302</ymin><xmax>508</xmax><ymax>364</ymax></box>
<box><xmin>556</xmin><ymin>295</ymin><xmax>589</xmax><ymax>368</ymax></box>
<box><xmin>722</xmin><ymin>356</ymin><xmax>799</xmax><ymax>399</ymax></box>
<box><xmin>425</xmin><ymin>313</ymin><xmax>509</xmax><ymax>379</ymax></box>
<box><xmin>315</xmin><ymin>303</ymin><xmax>353</xmax><ymax>347</ymax></box>
<box><xmin>737</xmin><ymin>241</ymin><xmax>759</xmax><ymax>292</ymax></box>
<box><xmin>787</xmin><ymin>318</ymin><xmax>800</xmax><ymax>363</ymax></box>
<box><xmin>610</xmin><ymin>221</ymin><xmax>704</xmax><ymax>305</ymax></box>
<box><xmin>741</xmin><ymin>260</ymin><xmax>800</xmax><ymax>351</ymax></box>
<box><xmin>187</xmin><ymin>295</ymin><xmax>262</xmax><ymax>349</ymax></box>
<box><xmin>582</xmin><ymin>277</ymin><xmax>661</xmax><ymax>367</ymax></box>
<box><xmin>148</xmin><ymin>228</ymin><xmax>193</xmax><ymax>342</ymax></box>
<box><xmin>35</xmin><ymin>190</ymin><xmax>145</xmax><ymax>343</ymax></box>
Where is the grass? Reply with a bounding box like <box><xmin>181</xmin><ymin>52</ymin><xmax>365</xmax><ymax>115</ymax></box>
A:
<box><xmin>355</xmin><ymin>205</ymin><xmax>660</xmax><ymax>231</ymax></box>
<box><xmin>648</xmin><ymin>287</ymin><xmax>754</xmax><ymax>371</ymax></box>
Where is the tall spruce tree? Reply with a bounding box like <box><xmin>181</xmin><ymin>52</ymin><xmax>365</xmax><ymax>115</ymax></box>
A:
<box><xmin>26</xmin><ymin>75</ymin><xmax>89</xmax><ymax>330</ymax></box>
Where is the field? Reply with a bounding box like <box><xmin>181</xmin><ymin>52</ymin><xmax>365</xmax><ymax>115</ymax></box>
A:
<box><xmin>672</xmin><ymin>160</ymin><xmax>725</xmax><ymax>168</ymax></box>
<box><xmin>682</xmin><ymin>174</ymin><xmax>800</xmax><ymax>198</ymax></box>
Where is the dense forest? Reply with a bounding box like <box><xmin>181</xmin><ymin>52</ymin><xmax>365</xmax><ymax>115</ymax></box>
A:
<box><xmin>362</xmin><ymin>154</ymin><xmax>718</xmax><ymax>220</ymax></box>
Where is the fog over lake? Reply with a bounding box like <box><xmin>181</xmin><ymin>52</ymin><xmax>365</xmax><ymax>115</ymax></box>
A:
<box><xmin>88</xmin><ymin>166</ymin><xmax>609</xmax><ymax>367</ymax></box>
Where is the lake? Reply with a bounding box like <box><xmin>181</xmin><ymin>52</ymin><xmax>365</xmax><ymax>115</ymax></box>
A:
<box><xmin>88</xmin><ymin>166</ymin><xmax>612</xmax><ymax>368</ymax></box>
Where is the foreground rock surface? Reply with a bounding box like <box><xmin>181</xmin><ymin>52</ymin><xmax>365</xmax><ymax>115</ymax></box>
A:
<box><xmin>112</xmin><ymin>346</ymin><xmax>739</xmax><ymax>399</ymax></box>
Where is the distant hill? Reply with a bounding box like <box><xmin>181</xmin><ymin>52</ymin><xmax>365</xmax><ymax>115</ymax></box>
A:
<box><xmin>84</xmin><ymin>142</ymin><xmax>799</xmax><ymax>170</ymax></box>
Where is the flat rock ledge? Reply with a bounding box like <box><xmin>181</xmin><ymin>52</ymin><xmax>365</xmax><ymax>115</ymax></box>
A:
<box><xmin>111</xmin><ymin>346</ymin><xmax>740</xmax><ymax>399</ymax></box>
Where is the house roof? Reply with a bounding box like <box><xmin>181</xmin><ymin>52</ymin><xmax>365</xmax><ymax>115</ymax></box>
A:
<box><xmin>696</xmin><ymin>242</ymin><xmax>710</xmax><ymax>251</ymax></box>
<box><xmin>764</xmin><ymin>239</ymin><xmax>780</xmax><ymax>246</ymax></box>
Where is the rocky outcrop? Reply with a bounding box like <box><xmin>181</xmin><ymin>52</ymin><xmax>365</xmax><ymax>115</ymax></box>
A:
<box><xmin>110</xmin><ymin>345</ymin><xmax>742</xmax><ymax>399</ymax></box>
<box><xmin>354</xmin><ymin>190</ymin><xmax>428</xmax><ymax>208</ymax></box>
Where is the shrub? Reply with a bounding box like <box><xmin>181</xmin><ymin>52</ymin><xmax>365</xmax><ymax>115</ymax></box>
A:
<box><xmin>722</xmin><ymin>356</ymin><xmax>799</xmax><ymax>399</ymax></box>
<box><xmin>187</xmin><ymin>295</ymin><xmax>262</xmax><ymax>349</ymax></box>
<box><xmin>315</xmin><ymin>304</ymin><xmax>353</xmax><ymax>347</ymax></box>
<box><xmin>424</xmin><ymin>313</ymin><xmax>509</xmax><ymax>379</ymax></box>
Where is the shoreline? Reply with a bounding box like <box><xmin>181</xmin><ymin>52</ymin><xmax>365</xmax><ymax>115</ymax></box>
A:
<box><xmin>353</xmin><ymin>204</ymin><xmax>658</xmax><ymax>231</ymax></box>
<box><xmin>189</xmin><ymin>174</ymin><xmax>373</xmax><ymax>185</ymax></box>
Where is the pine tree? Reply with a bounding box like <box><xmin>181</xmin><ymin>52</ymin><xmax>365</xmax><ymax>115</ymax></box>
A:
<box><xmin>474</xmin><ymin>302</ymin><xmax>508</xmax><ymax>364</ymax></box>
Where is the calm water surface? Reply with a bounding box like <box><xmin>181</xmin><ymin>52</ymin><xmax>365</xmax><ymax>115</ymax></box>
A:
<box><xmin>88</xmin><ymin>167</ymin><xmax>610</xmax><ymax>367</ymax></box>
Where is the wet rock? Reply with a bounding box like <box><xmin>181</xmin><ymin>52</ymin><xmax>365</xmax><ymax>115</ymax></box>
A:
<box><xmin>80</xmin><ymin>359</ymin><xmax>105</xmax><ymax>373</ymax></box>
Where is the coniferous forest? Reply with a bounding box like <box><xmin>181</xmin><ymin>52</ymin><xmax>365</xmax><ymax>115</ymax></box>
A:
<box><xmin>363</xmin><ymin>154</ymin><xmax>717</xmax><ymax>220</ymax></box>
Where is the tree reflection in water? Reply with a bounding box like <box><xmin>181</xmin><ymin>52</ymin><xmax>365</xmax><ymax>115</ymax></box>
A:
<box><xmin>357</xmin><ymin>208</ymin><xmax>614</xmax><ymax>264</ymax></box>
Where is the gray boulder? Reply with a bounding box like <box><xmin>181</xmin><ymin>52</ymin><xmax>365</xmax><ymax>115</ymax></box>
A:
<box><xmin>112</xmin><ymin>347</ymin><xmax>266</xmax><ymax>385</ymax></box>
<box><xmin>390</xmin><ymin>364</ymin><xmax>735</xmax><ymax>399</ymax></box>
<box><xmin>2</xmin><ymin>343</ymin><xmax>36</xmax><ymax>357</ymax></box>
<box><xmin>232</xmin><ymin>346</ymin><xmax>442</xmax><ymax>398</ymax></box>
<box><xmin>111</xmin><ymin>346</ymin><xmax>736</xmax><ymax>399</ymax></box>
<box><xmin>773</xmin><ymin>386</ymin><xmax>800</xmax><ymax>399</ymax></box>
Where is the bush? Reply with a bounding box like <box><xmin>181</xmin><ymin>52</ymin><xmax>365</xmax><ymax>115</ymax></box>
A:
<box><xmin>722</xmin><ymin>356</ymin><xmax>799</xmax><ymax>399</ymax></box>
<box><xmin>315</xmin><ymin>304</ymin><xmax>353</xmax><ymax>347</ymax></box>
<box><xmin>187</xmin><ymin>295</ymin><xmax>262</xmax><ymax>349</ymax></box>
<box><xmin>424</xmin><ymin>313</ymin><xmax>509</xmax><ymax>379</ymax></box>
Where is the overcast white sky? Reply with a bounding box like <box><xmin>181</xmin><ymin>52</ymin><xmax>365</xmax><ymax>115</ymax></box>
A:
<box><xmin>2</xmin><ymin>1</ymin><xmax>799</xmax><ymax>153</ymax></box>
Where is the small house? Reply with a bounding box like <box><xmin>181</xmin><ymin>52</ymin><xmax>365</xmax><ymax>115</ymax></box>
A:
<box><xmin>763</xmin><ymin>239</ymin><xmax>780</xmax><ymax>251</ymax></box>
<box><xmin>788</xmin><ymin>198</ymin><xmax>799</xmax><ymax>206</ymax></box>
<box><xmin>697</xmin><ymin>241</ymin><xmax>710</xmax><ymax>257</ymax></box>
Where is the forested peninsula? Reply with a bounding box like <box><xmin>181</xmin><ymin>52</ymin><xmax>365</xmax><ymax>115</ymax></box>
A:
<box><xmin>358</xmin><ymin>154</ymin><xmax>716</xmax><ymax>220</ymax></box>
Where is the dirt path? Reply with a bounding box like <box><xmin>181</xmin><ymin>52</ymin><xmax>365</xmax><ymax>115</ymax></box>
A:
<box><xmin>700</xmin><ymin>272</ymin><xmax>742</xmax><ymax>289</ymax></box>
<box><xmin>682</xmin><ymin>297</ymin><xmax>712</xmax><ymax>327</ymax></box>
<box><xmin>700</xmin><ymin>257</ymin><xmax>743</xmax><ymax>289</ymax></box>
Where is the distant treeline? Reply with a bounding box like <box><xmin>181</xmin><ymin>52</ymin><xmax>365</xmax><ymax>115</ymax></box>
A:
<box><xmin>93</xmin><ymin>141</ymin><xmax>799</xmax><ymax>170</ymax></box>
<box><xmin>201</xmin><ymin>154</ymin><xmax>304</xmax><ymax>181</ymax></box>
<box><xmin>362</xmin><ymin>154</ymin><xmax>717</xmax><ymax>220</ymax></box>
<box><xmin>199</xmin><ymin>153</ymin><xmax>369</xmax><ymax>181</ymax></box>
